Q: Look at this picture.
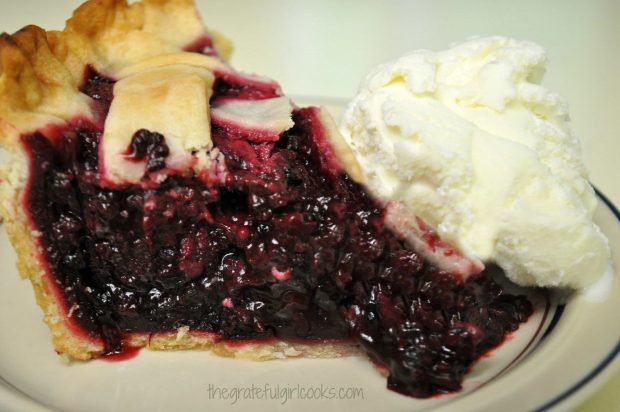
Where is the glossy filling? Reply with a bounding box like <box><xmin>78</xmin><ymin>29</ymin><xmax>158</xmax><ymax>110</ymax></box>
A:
<box><xmin>22</xmin><ymin>69</ymin><xmax>532</xmax><ymax>398</ymax></box>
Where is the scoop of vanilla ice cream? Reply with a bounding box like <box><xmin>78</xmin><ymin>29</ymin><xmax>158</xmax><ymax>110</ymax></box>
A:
<box><xmin>340</xmin><ymin>36</ymin><xmax>611</xmax><ymax>288</ymax></box>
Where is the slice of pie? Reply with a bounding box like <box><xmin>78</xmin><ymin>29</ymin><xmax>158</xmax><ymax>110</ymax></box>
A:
<box><xmin>0</xmin><ymin>0</ymin><xmax>532</xmax><ymax>398</ymax></box>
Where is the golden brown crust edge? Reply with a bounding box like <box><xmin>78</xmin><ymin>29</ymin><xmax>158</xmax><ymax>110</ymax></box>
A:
<box><xmin>0</xmin><ymin>156</ymin><xmax>105</xmax><ymax>360</ymax></box>
<box><xmin>0</xmin><ymin>0</ymin><xmax>357</xmax><ymax>361</ymax></box>
<box><xmin>134</xmin><ymin>332</ymin><xmax>359</xmax><ymax>361</ymax></box>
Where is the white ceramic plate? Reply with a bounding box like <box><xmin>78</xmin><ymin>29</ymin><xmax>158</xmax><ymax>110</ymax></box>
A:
<box><xmin>0</xmin><ymin>100</ymin><xmax>618</xmax><ymax>412</ymax></box>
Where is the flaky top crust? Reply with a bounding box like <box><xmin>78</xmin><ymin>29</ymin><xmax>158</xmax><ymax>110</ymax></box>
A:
<box><xmin>0</xmin><ymin>0</ymin><xmax>231</xmax><ymax>150</ymax></box>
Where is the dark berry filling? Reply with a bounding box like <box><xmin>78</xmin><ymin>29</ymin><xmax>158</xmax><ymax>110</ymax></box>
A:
<box><xmin>80</xmin><ymin>65</ymin><xmax>115</xmax><ymax>118</ymax></box>
<box><xmin>212</xmin><ymin>72</ymin><xmax>281</xmax><ymax>101</ymax></box>
<box><xmin>21</xmin><ymin>69</ymin><xmax>532</xmax><ymax>398</ymax></box>
<box><xmin>125</xmin><ymin>129</ymin><xmax>170</xmax><ymax>173</ymax></box>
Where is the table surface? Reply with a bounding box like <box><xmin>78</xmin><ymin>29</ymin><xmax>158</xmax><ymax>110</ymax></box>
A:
<box><xmin>0</xmin><ymin>1</ymin><xmax>618</xmax><ymax>411</ymax></box>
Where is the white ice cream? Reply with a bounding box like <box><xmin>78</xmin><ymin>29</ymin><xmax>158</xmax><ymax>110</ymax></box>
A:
<box><xmin>340</xmin><ymin>36</ymin><xmax>611</xmax><ymax>288</ymax></box>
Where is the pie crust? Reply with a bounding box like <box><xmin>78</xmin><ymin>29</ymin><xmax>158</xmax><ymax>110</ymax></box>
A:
<box><xmin>0</xmin><ymin>0</ymin><xmax>360</xmax><ymax>361</ymax></box>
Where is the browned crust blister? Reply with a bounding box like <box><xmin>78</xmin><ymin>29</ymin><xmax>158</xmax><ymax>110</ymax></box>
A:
<box><xmin>0</xmin><ymin>26</ymin><xmax>89</xmax><ymax>152</ymax></box>
<box><xmin>0</xmin><ymin>0</ymin><xmax>358</xmax><ymax>361</ymax></box>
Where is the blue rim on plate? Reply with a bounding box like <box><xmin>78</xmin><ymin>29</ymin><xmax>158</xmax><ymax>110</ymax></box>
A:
<box><xmin>532</xmin><ymin>187</ymin><xmax>620</xmax><ymax>412</ymax></box>
<box><xmin>303</xmin><ymin>93</ymin><xmax>620</xmax><ymax>410</ymax></box>
<box><xmin>299</xmin><ymin>95</ymin><xmax>620</xmax><ymax>411</ymax></box>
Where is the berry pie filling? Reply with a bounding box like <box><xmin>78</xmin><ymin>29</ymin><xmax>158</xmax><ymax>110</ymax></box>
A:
<box><xmin>20</xmin><ymin>66</ymin><xmax>532</xmax><ymax>398</ymax></box>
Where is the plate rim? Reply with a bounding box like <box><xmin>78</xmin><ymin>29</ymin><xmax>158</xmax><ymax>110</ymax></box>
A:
<box><xmin>296</xmin><ymin>97</ymin><xmax>620</xmax><ymax>411</ymax></box>
<box><xmin>531</xmin><ymin>187</ymin><xmax>620</xmax><ymax>412</ymax></box>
